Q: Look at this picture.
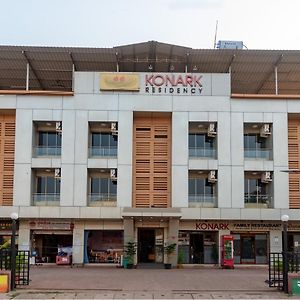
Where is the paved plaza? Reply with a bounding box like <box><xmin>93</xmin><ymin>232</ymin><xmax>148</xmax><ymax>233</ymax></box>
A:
<box><xmin>1</xmin><ymin>265</ymin><xmax>299</xmax><ymax>299</ymax></box>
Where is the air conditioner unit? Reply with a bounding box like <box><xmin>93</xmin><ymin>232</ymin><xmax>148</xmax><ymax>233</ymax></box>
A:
<box><xmin>54</xmin><ymin>168</ymin><xmax>61</xmax><ymax>178</ymax></box>
<box><xmin>56</xmin><ymin>121</ymin><xmax>62</xmax><ymax>132</ymax></box>
<box><xmin>207</xmin><ymin>123</ymin><xmax>217</xmax><ymax>137</ymax></box>
<box><xmin>260</xmin><ymin>124</ymin><xmax>271</xmax><ymax>137</ymax></box>
<box><xmin>261</xmin><ymin>171</ymin><xmax>272</xmax><ymax>183</ymax></box>
<box><xmin>208</xmin><ymin>170</ymin><xmax>217</xmax><ymax>183</ymax></box>
<box><xmin>110</xmin><ymin>168</ymin><xmax>117</xmax><ymax>181</ymax></box>
<box><xmin>111</xmin><ymin>122</ymin><xmax>118</xmax><ymax>136</ymax></box>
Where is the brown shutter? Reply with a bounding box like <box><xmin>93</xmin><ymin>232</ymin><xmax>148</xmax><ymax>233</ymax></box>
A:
<box><xmin>0</xmin><ymin>115</ymin><xmax>15</xmax><ymax>206</ymax></box>
<box><xmin>288</xmin><ymin>120</ymin><xmax>300</xmax><ymax>208</ymax></box>
<box><xmin>133</xmin><ymin>114</ymin><xmax>171</xmax><ymax>208</ymax></box>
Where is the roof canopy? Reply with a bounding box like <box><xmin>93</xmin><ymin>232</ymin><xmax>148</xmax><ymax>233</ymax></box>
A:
<box><xmin>1</xmin><ymin>40</ymin><xmax>300</xmax><ymax>94</ymax></box>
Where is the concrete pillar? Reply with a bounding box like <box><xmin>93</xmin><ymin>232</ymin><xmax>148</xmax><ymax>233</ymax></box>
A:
<box><xmin>270</xmin><ymin>230</ymin><xmax>282</xmax><ymax>252</ymax></box>
<box><xmin>18</xmin><ymin>221</ymin><xmax>30</xmax><ymax>251</ymax></box>
<box><xmin>72</xmin><ymin>221</ymin><xmax>84</xmax><ymax>264</ymax></box>
<box><xmin>167</xmin><ymin>219</ymin><xmax>179</xmax><ymax>267</ymax></box>
<box><xmin>123</xmin><ymin>218</ymin><xmax>136</xmax><ymax>264</ymax></box>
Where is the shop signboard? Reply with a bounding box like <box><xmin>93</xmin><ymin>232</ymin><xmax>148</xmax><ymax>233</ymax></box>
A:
<box><xmin>99</xmin><ymin>72</ymin><xmax>229</xmax><ymax>96</ymax></box>
<box><xmin>29</xmin><ymin>220</ymin><xmax>74</xmax><ymax>230</ymax></box>
<box><xmin>0</xmin><ymin>274</ymin><xmax>9</xmax><ymax>293</ymax></box>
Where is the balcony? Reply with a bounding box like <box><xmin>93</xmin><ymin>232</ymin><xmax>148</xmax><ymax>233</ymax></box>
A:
<box><xmin>188</xmin><ymin>195</ymin><xmax>217</xmax><ymax>208</ymax></box>
<box><xmin>244</xmin><ymin>148</ymin><xmax>272</xmax><ymax>160</ymax></box>
<box><xmin>32</xmin><ymin>193</ymin><xmax>60</xmax><ymax>206</ymax></box>
<box><xmin>34</xmin><ymin>146</ymin><xmax>61</xmax><ymax>157</ymax></box>
<box><xmin>189</xmin><ymin>147</ymin><xmax>217</xmax><ymax>159</ymax></box>
<box><xmin>89</xmin><ymin>146</ymin><xmax>117</xmax><ymax>157</ymax></box>
<box><xmin>88</xmin><ymin>193</ymin><xmax>117</xmax><ymax>207</ymax></box>
<box><xmin>244</xmin><ymin>194</ymin><xmax>272</xmax><ymax>208</ymax></box>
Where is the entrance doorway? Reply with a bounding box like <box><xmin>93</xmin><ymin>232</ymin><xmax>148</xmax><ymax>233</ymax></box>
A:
<box><xmin>138</xmin><ymin>229</ymin><xmax>156</xmax><ymax>263</ymax></box>
<box><xmin>190</xmin><ymin>234</ymin><xmax>204</xmax><ymax>264</ymax></box>
<box><xmin>241</xmin><ymin>236</ymin><xmax>255</xmax><ymax>264</ymax></box>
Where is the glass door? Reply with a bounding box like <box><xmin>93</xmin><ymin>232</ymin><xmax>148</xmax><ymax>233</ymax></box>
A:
<box><xmin>241</xmin><ymin>236</ymin><xmax>255</xmax><ymax>264</ymax></box>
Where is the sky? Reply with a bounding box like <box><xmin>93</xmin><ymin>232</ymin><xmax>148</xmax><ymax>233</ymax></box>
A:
<box><xmin>1</xmin><ymin>0</ymin><xmax>300</xmax><ymax>50</ymax></box>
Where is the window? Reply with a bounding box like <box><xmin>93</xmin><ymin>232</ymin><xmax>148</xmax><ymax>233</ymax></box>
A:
<box><xmin>188</xmin><ymin>178</ymin><xmax>216</xmax><ymax>207</ymax></box>
<box><xmin>90</xmin><ymin>133</ymin><xmax>117</xmax><ymax>157</ymax></box>
<box><xmin>88</xmin><ymin>177</ymin><xmax>117</xmax><ymax>206</ymax></box>
<box><xmin>244</xmin><ymin>133</ymin><xmax>271</xmax><ymax>159</ymax></box>
<box><xmin>244</xmin><ymin>178</ymin><xmax>270</xmax><ymax>207</ymax></box>
<box><xmin>33</xmin><ymin>175</ymin><xmax>60</xmax><ymax>206</ymax></box>
<box><xmin>34</xmin><ymin>121</ymin><xmax>62</xmax><ymax>157</ymax></box>
<box><xmin>189</xmin><ymin>133</ymin><xmax>216</xmax><ymax>158</ymax></box>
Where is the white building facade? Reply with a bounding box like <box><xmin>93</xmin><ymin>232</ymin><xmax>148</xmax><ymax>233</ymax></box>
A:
<box><xmin>0</xmin><ymin>68</ymin><xmax>299</xmax><ymax>266</ymax></box>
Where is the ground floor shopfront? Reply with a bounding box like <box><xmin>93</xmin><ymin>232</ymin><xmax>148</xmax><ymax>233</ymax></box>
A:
<box><xmin>16</xmin><ymin>218</ymin><xmax>300</xmax><ymax>266</ymax></box>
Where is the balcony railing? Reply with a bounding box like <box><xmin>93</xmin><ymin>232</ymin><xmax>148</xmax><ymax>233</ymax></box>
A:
<box><xmin>244</xmin><ymin>194</ymin><xmax>272</xmax><ymax>208</ymax></box>
<box><xmin>34</xmin><ymin>146</ymin><xmax>61</xmax><ymax>156</ymax></box>
<box><xmin>89</xmin><ymin>146</ymin><xmax>117</xmax><ymax>157</ymax></box>
<box><xmin>32</xmin><ymin>193</ymin><xmax>60</xmax><ymax>206</ymax></box>
<box><xmin>189</xmin><ymin>147</ymin><xmax>217</xmax><ymax>158</ymax></box>
<box><xmin>88</xmin><ymin>193</ymin><xmax>117</xmax><ymax>207</ymax></box>
<box><xmin>188</xmin><ymin>195</ymin><xmax>217</xmax><ymax>208</ymax></box>
<box><xmin>244</xmin><ymin>148</ymin><xmax>272</xmax><ymax>160</ymax></box>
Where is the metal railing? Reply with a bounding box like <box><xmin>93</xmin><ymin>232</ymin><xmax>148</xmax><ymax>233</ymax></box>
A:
<box><xmin>268</xmin><ymin>252</ymin><xmax>300</xmax><ymax>289</ymax></box>
<box><xmin>188</xmin><ymin>195</ymin><xmax>217</xmax><ymax>207</ymax></box>
<box><xmin>0</xmin><ymin>249</ymin><xmax>30</xmax><ymax>286</ymax></box>
<box><xmin>244</xmin><ymin>148</ymin><xmax>272</xmax><ymax>160</ymax></box>
<box><xmin>189</xmin><ymin>147</ymin><xmax>217</xmax><ymax>158</ymax></box>
<box><xmin>89</xmin><ymin>146</ymin><xmax>117</xmax><ymax>157</ymax></box>
<box><xmin>32</xmin><ymin>193</ymin><xmax>60</xmax><ymax>206</ymax></box>
<box><xmin>34</xmin><ymin>146</ymin><xmax>61</xmax><ymax>156</ymax></box>
<box><xmin>88</xmin><ymin>193</ymin><xmax>117</xmax><ymax>206</ymax></box>
<box><xmin>244</xmin><ymin>194</ymin><xmax>272</xmax><ymax>207</ymax></box>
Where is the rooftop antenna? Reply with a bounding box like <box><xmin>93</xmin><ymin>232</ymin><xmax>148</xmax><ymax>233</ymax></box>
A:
<box><xmin>213</xmin><ymin>20</ymin><xmax>218</xmax><ymax>49</ymax></box>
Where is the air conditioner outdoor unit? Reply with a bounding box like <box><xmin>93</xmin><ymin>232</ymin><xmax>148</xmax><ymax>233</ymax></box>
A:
<box><xmin>110</xmin><ymin>168</ymin><xmax>117</xmax><ymax>181</ymax></box>
<box><xmin>260</xmin><ymin>124</ymin><xmax>271</xmax><ymax>138</ymax></box>
<box><xmin>207</xmin><ymin>123</ymin><xmax>217</xmax><ymax>137</ymax></box>
<box><xmin>111</xmin><ymin>122</ymin><xmax>118</xmax><ymax>136</ymax></box>
<box><xmin>54</xmin><ymin>168</ymin><xmax>61</xmax><ymax>178</ymax></box>
<box><xmin>56</xmin><ymin>121</ymin><xmax>62</xmax><ymax>132</ymax></box>
<box><xmin>208</xmin><ymin>170</ymin><xmax>217</xmax><ymax>183</ymax></box>
<box><xmin>261</xmin><ymin>171</ymin><xmax>272</xmax><ymax>183</ymax></box>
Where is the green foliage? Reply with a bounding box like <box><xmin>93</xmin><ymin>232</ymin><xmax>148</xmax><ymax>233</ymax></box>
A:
<box><xmin>164</xmin><ymin>243</ymin><xmax>177</xmax><ymax>255</ymax></box>
<box><xmin>124</xmin><ymin>241</ymin><xmax>136</xmax><ymax>264</ymax></box>
<box><xmin>177</xmin><ymin>250</ymin><xmax>184</xmax><ymax>264</ymax></box>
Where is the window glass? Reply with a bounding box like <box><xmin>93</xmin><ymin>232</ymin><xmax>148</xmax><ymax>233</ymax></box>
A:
<box><xmin>91</xmin><ymin>178</ymin><xmax>99</xmax><ymax>194</ymax></box>
<box><xmin>47</xmin><ymin>177</ymin><xmax>55</xmax><ymax>193</ymax></box>
<box><xmin>205</xmin><ymin>180</ymin><xmax>213</xmax><ymax>195</ymax></box>
<box><xmin>110</xmin><ymin>135</ymin><xmax>118</xmax><ymax>147</ymax></box>
<box><xmin>244</xmin><ymin>134</ymin><xmax>266</xmax><ymax>149</ymax></box>
<box><xmin>37</xmin><ymin>177</ymin><xmax>46</xmax><ymax>193</ymax></box>
<box><xmin>100</xmin><ymin>178</ymin><xmax>109</xmax><ymax>194</ymax></box>
<box><xmin>110</xmin><ymin>180</ymin><xmax>117</xmax><ymax>194</ymax></box>
<box><xmin>188</xmin><ymin>179</ymin><xmax>195</xmax><ymax>195</ymax></box>
<box><xmin>189</xmin><ymin>134</ymin><xmax>195</xmax><ymax>148</ymax></box>
<box><xmin>100</xmin><ymin>134</ymin><xmax>109</xmax><ymax>147</ymax></box>
<box><xmin>55</xmin><ymin>179</ymin><xmax>61</xmax><ymax>194</ymax></box>
<box><xmin>38</xmin><ymin>132</ymin><xmax>61</xmax><ymax>147</ymax></box>
<box><xmin>92</xmin><ymin>134</ymin><xmax>100</xmax><ymax>147</ymax></box>
<box><xmin>196</xmin><ymin>179</ymin><xmax>204</xmax><ymax>195</ymax></box>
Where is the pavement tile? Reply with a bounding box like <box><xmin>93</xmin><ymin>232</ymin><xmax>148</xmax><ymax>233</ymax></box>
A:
<box><xmin>191</xmin><ymin>293</ymin><xmax>213</xmax><ymax>299</ymax></box>
<box><xmin>0</xmin><ymin>294</ymin><xmax>10</xmax><ymax>300</ymax></box>
<box><xmin>53</xmin><ymin>293</ymin><xmax>77</xmax><ymax>299</ymax></box>
<box><xmin>153</xmin><ymin>292</ymin><xmax>173</xmax><ymax>299</ymax></box>
<box><xmin>172</xmin><ymin>294</ymin><xmax>193</xmax><ymax>299</ymax></box>
<box><xmin>113</xmin><ymin>292</ymin><xmax>134</xmax><ymax>299</ymax></box>
<box><xmin>93</xmin><ymin>293</ymin><xmax>115</xmax><ymax>299</ymax></box>
<box><xmin>211</xmin><ymin>293</ymin><xmax>233</xmax><ymax>299</ymax></box>
<box><xmin>133</xmin><ymin>292</ymin><xmax>153</xmax><ymax>299</ymax></box>
<box><xmin>74</xmin><ymin>292</ymin><xmax>96</xmax><ymax>299</ymax></box>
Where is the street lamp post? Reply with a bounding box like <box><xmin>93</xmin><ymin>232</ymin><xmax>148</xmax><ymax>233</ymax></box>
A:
<box><xmin>281</xmin><ymin>214</ymin><xmax>289</xmax><ymax>294</ymax></box>
<box><xmin>10</xmin><ymin>212</ymin><xmax>18</xmax><ymax>291</ymax></box>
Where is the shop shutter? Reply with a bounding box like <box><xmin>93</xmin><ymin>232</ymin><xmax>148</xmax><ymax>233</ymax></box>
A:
<box><xmin>288</xmin><ymin>120</ymin><xmax>300</xmax><ymax>208</ymax></box>
<box><xmin>133</xmin><ymin>115</ymin><xmax>171</xmax><ymax>208</ymax></box>
<box><xmin>0</xmin><ymin>116</ymin><xmax>15</xmax><ymax>206</ymax></box>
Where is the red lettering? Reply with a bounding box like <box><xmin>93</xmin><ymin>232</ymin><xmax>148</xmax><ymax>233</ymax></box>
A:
<box><xmin>153</xmin><ymin>75</ymin><xmax>164</xmax><ymax>86</ymax></box>
<box><xmin>165</xmin><ymin>75</ymin><xmax>175</xmax><ymax>86</ymax></box>
<box><xmin>201</xmin><ymin>223</ymin><xmax>208</xmax><ymax>230</ymax></box>
<box><xmin>194</xmin><ymin>75</ymin><xmax>202</xmax><ymax>87</ymax></box>
<box><xmin>186</xmin><ymin>76</ymin><xmax>193</xmax><ymax>87</ymax></box>
<box><xmin>175</xmin><ymin>75</ymin><xmax>186</xmax><ymax>86</ymax></box>
<box><xmin>196</xmin><ymin>223</ymin><xmax>201</xmax><ymax>230</ymax></box>
<box><xmin>145</xmin><ymin>74</ymin><xmax>154</xmax><ymax>86</ymax></box>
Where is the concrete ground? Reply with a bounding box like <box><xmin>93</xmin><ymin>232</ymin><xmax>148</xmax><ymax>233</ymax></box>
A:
<box><xmin>1</xmin><ymin>265</ymin><xmax>299</xmax><ymax>299</ymax></box>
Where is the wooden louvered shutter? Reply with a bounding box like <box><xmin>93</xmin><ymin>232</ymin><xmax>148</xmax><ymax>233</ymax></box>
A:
<box><xmin>288</xmin><ymin>120</ymin><xmax>300</xmax><ymax>208</ymax></box>
<box><xmin>133</xmin><ymin>115</ymin><xmax>171</xmax><ymax>208</ymax></box>
<box><xmin>0</xmin><ymin>115</ymin><xmax>15</xmax><ymax>206</ymax></box>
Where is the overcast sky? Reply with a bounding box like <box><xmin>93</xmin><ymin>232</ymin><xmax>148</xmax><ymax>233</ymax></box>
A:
<box><xmin>1</xmin><ymin>0</ymin><xmax>299</xmax><ymax>50</ymax></box>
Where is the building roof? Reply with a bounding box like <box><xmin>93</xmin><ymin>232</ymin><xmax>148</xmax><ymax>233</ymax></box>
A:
<box><xmin>1</xmin><ymin>40</ymin><xmax>300</xmax><ymax>94</ymax></box>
